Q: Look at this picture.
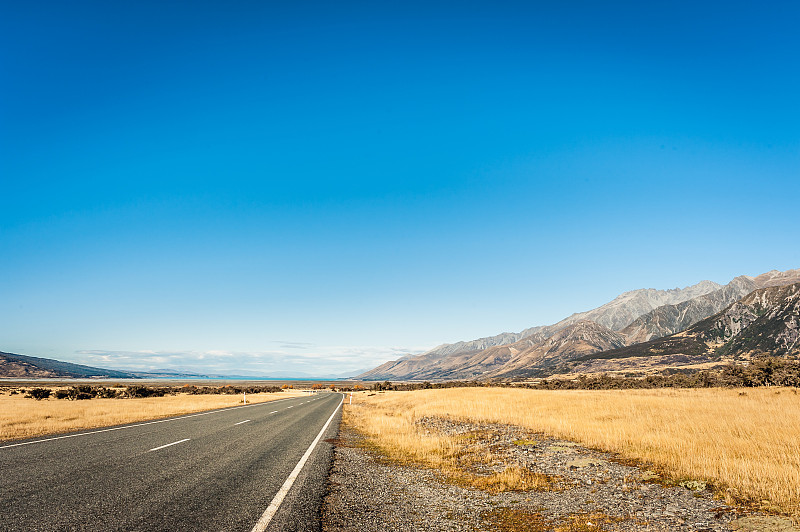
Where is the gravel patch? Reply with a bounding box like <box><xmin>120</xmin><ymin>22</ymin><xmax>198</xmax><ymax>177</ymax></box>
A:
<box><xmin>323</xmin><ymin>417</ymin><xmax>798</xmax><ymax>531</ymax></box>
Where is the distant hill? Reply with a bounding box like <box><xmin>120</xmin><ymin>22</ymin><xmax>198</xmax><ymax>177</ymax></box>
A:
<box><xmin>0</xmin><ymin>351</ymin><xmax>141</xmax><ymax>379</ymax></box>
<box><xmin>0</xmin><ymin>352</ymin><xmax>351</xmax><ymax>380</ymax></box>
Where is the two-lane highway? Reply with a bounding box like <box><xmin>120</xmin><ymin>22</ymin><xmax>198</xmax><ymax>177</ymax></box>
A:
<box><xmin>0</xmin><ymin>392</ymin><xmax>343</xmax><ymax>531</ymax></box>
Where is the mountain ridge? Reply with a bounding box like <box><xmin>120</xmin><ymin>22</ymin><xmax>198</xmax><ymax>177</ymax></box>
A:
<box><xmin>358</xmin><ymin>278</ymin><xmax>723</xmax><ymax>380</ymax></box>
<box><xmin>358</xmin><ymin>269</ymin><xmax>799</xmax><ymax>381</ymax></box>
<box><xmin>621</xmin><ymin>270</ymin><xmax>800</xmax><ymax>344</ymax></box>
<box><xmin>368</xmin><ymin>279</ymin><xmax>724</xmax><ymax>371</ymax></box>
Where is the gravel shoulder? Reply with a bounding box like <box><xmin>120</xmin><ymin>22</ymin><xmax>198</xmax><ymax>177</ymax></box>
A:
<box><xmin>323</xmin><ymin>417</ymin><xmax>798</xmax><ymax>531</ymax></box>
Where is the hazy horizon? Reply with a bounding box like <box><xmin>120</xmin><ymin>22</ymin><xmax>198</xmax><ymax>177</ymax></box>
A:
<box><xmin>2</xmin><ymin>1</ymin><xmax>799</xmax><ymax>376</ymax></box>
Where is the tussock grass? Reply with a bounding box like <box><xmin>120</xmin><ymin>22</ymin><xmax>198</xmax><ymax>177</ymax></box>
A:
<box><xmin>481</xmin><ymin>508</ymin><xmax>552</xmax><ymax>531</ymax></box>
<box><xmin>466</xmin><ymin>466</ymin><xmax>556</xmax><ymax>493</ymax></box>
<box><xmin>556</xmin><ymin>512</ymin><xmax>626</xmax><ymax>531</ymax></box>
<box><xmin>347</xmin><ymin>387</ymin><xmax>800</xmax><ymax>517</ymax></box>
<box><xmin>0</xmin><ymin>392</ymin><xmax>302</xmax><ymax>441</ymax></box>
<box><xmin>481</xmin><ymin>507</ymin><xmax>628</xmax><ymax>531</ymax></box>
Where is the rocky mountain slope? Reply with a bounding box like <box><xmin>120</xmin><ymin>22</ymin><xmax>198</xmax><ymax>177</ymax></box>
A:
<box><xmin>568</xmin><ymin>282</ymin><xmax>800</xmax><ymax>375</ymax></box>
<box><xmin>620</xmin><ymin>276</ymin><xmax>757</xmax><ymax>344</ymax></box>
<box><xmin>483</xmin><ymin>321</ymin><xmax>627</xmax><ymax>380</ymax></box>
<box><xmin>622</xmin><ymin>270</ymin><xmax>800</xmax><ymax>344</ymax></box>
<box><xmin>751</xmin><ymin>268</ymin><xmax>800</xmax><ymax>288</ymax></box>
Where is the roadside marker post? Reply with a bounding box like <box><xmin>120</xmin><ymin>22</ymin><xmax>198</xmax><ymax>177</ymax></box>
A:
<box><xmin>243</xmin><ymin>391</ymin><xmax>247</xmax><ymax>404</ymax></box>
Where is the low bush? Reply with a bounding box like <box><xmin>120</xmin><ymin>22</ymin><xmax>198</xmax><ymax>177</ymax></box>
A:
<box><xmin>26</xmin><ymin>388</ymin><xmax>51</xmax><ymax>400</ymax></box>
<box><xmin>20</xmin><ymin>383</ymin><xmax>283</xmax><ymax>401</ymax></box>
<box><xmin>125</xmin><ymin>385</ymin><xmax>166</xmax><ymax>398</ymax></box>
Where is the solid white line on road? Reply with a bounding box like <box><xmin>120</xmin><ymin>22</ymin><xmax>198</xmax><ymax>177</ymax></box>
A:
<box><xmin>235</xmin><ymin>420</ymin><xmax>251</xmax><ymax>425</ymax></box>
<box><xmin>0</xmin><ymin>396</ymin><xmax>299</xmax><ymax>450</ymax></box>
<box><xmin>148</xmin><ymin>438</ymin><xmax>190</xmax><ymax>452</ymax></box>
<box><xmin>250</xmin><ymin>396</ymin><xmax>343</xmax><ymax>532</ymax></box>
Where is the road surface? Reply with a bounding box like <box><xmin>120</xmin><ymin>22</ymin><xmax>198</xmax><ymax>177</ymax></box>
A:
<box><xmin>0</xmin><ymin>392</ymin><xmax>343</xmax><ymax>531</ymax></box>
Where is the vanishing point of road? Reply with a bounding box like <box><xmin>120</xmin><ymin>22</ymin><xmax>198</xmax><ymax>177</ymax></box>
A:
<box><xmin>0</xmin><ymin>392</ymin><xmax>343</xmax><ymax>531</ymax></box>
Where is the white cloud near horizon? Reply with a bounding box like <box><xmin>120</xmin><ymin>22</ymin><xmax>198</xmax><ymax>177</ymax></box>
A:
<box><xmin>73</xmin><ymin>344</ymin><xmax>425</xmax><ymax>377</ymax></box>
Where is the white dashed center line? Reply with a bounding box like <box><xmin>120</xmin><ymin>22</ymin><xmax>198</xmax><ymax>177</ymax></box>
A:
<box><xmin>250</xmin><ymin>396</ymin><xmax>343</xmax><ymax>532</ymax></box>
<box><xmin>270</xmin><ymin>411</ymin><xmax>278</xmax><ymax>414</ymax></box>
<box><xmin>148</xmin><ymin>439</ymin><xmax>190</xmax><ymax>452</ymax></box>
<box><xmin>234</xmin><ymin>420</ymin><xmax>251</xmax><ymax>425</ymax></box>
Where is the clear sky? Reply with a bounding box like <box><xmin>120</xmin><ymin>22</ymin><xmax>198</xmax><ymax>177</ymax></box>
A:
<box><xmin>1</xmin><ymin>1</ymin><xmax>798</xmax><ymax>376</ymax></box>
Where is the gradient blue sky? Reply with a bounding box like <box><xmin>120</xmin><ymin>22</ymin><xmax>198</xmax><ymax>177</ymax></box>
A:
<box><xmin>1</xmin><ymin>1</ymin><xmax>798</xmax><ymax>376</ymax></box>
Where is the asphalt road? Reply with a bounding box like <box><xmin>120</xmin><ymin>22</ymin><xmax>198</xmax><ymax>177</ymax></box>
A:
<box><xmin>0</xmin><ymin>392</ymin><xmax>343</xmax><ymax>531</ymax></box>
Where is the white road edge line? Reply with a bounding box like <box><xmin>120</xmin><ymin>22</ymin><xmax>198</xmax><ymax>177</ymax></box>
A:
<box><xmin>148</xmin><ymin>438</ymin><xmax>190</xmax><ymax>452</ymax></box>
<box><xmin>250</xmin><ymin>396</ymin><xmax>342</xmax><ymax>532</ymax></box>
<box><xmin>270</xmin><ymin>411</ymin><xmax>278</xmax><ymax>414</ymax></box>
<box><xmin>0</xmin><ymin>396</ymin><xmax>299</xmax><ymax>450</ymax></box>
<box><xmin>235</xmin><ymin>420</ymin><xmax>251</xmax><ymax>425</ymax></box>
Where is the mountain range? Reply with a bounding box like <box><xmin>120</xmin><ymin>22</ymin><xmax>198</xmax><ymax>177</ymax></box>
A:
<box><xmin>4</xmin><ymin>269</ymin><xmax>798</xmax><ymax>382</ymax></box>
<box><xmin>358</xmin><ymin>269</ymin><xmax>800</xmax><ymax>381</ymax></box>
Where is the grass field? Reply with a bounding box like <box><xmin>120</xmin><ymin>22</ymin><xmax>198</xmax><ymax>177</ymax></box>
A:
<box><xmin>0</xmin><ymin>390</ymin><xmax>302</xmax><ymax>441</ymax></box>
<box><xmin>346</xmin><ymin>387</ymin><xmax>800</xmax><ymax>517</ymax></box>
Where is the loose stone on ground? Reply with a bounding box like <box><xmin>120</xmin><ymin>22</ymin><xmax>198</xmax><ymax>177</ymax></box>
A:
<box><xmin>323</xmin><ymin>417</ymin><xmax>796</xmax><ymax>531</ymax></box>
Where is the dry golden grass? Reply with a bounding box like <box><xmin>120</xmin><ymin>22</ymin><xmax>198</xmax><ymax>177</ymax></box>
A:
<box><xmin>480</xmin><ymin>508</ymin><xmax>552</xmax><ymax>531</ymax></box>
<box><xmin>345</xmin><ymin>393</ymin><xmax>561</xmax><ymax>493</ymax></box>
<box><xmin>0</xmin><ymin>391</ymin><xmax>302</xmax><ymax>441</ymax></box>
<box><xmin>481</xmin><ymin>507</ymin><xmax>639</xmax><ymax>531</ymax></box>
<box><xmin>447</xmin><ymin>462</ymin><xmax>557</xmax><ymax>494</ymax></box>
<box><xmin>348</xmin><ymin>387</ymin><xmax>800</xmax><ymax>517</ymax></box>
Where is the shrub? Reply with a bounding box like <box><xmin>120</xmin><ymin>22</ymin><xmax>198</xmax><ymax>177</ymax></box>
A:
<box><xmin>96</xmin><ymin>387</ymin><xmax>119</xmax><ymax>398</ymax></box>
<box><xmin>50</xmin><ymin>386</ymin><xmax>99</xmax><ymax>400</ymax></box>
<box><xmin>125</xmin><ymin>385</ymin><xmax>166</xmax><ymax>398</ymax></box>
<box><xmin>26</xmin><ymin>388</ymin><xmax>51</xmax><ymax>400</ymax></box>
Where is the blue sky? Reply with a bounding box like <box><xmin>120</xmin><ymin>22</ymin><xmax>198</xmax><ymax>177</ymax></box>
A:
<box><xmin>1</xmin><ymin>1</ymin><xmax>798</xmax><ymax>376</ymax></box>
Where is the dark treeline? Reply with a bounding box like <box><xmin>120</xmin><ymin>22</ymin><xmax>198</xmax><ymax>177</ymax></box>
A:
<box><xmin>23</xmin><ymin>384</ymin><xmax>283</xmax><ymax>400</ymax></box>
<box><xmin>528</xmin><ymin>356</ymin><xmax>800</xmax><ymax>390</ymax></box>
<box><xmin>366</xmin><ymin>356</ymin><xmax>800</xmax><ymax>392</ymax></box>
<box><xmin>369</xmin><ymin>380</ymin><xmax>492</xmax><ymax>392</ymax></box>
<box><xmin>178</xmin><ymin>384</ymin><xmax>283</xmax><ymax>395</ymax></box>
